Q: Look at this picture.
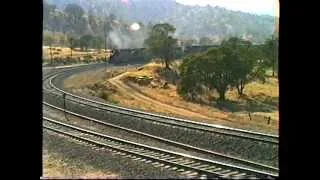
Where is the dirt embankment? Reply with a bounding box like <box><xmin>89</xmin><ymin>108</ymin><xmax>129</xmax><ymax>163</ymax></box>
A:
<box><xmin>63</xmin><ymin>61</ymin><xmax>279</xmax><ymax>134</ymax></box>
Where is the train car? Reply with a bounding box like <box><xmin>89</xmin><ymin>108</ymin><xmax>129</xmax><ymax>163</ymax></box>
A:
<box><xmin>108</xmin><ymin>45</ymin><xmax>221</xmax><ymax>65</ymax></box>
<box><xmin>109</xmin><ymin>48</ymin><xmax>150</xmax><ymax>65</ymax></box>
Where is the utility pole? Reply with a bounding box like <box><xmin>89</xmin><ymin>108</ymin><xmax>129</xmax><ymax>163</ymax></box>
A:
<box><xmin>104</xmin><ymin>17</ymin><xmax>110</xmax><ymax>72</ymax></box>
<box><xmin>275</xmin><ymin>37</ymin><xmax>278</xmax><ymax>78</ymax></box>
<box><xmin>63</xmin><ymin>93</ymin><xmax>69</xmax><ymax>121</ymax></box>
<box><xmin>104</xmin><ymin>18</ymin><xmax>107</xmax><ymax>62</ymax></box>
<box><xmin>272</xmin><ymin>36</ymin><xmax>275</xmax><ymax>77</ymax></box>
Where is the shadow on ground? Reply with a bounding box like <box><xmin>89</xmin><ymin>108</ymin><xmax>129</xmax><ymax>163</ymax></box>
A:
<box><xmin>214</xmin><ymin>95</ymin><xmax>278</xmax><ymax>112</ymax></box>
<box><xmin>183</xmin><ymin>94</ymin><xmax>278</xmax><ymax>113</ymax></box>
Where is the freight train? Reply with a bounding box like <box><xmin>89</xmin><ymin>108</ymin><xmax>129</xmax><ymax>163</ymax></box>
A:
<box><xmin>108</xmin><ymin>45</ymin><xmax>221</xmax><ymax>65</ymax></box>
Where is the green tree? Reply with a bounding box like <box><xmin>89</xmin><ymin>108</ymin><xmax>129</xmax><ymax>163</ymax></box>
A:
<box><xmin>178</xmin><ymin>53</ymin><xmax>206</xmax><ymax>100</ymax></box>
<box><xmin>262</xmin><ymin>37</ymin><xmax>278</xmax><ymax>77</ymax></box>
<box><xmin>179</xmin><ymin>49</ymin><xmax>233</xmax><ymax>101</ymax></box>
<box><xmin>67</xmin><ymin>35</ymin><xmax>77</xmax><ymax>58</ymax></box>
<box><xmin>204</xmin><ymin>48</ymin><xmax>235</xmax><ymax>100</ymax></box>
<box><xmin>43</xmin><ymin>34</ymin><xmax>54</xmax><ymax>64</ymax></box>
<box><xmin>92</xmin><ymin>36</ymin><xmax>104</xmax><ymax>49</ymax></box>
<box><xmin>179</xmin><ymin>37</ymin><xmax>266</xmax><ymax>100</ymax></box>
<box><xmin>59</xmin><ymin>33</ymin><xmax>67</xmax><ymax>47</ymax></box>
<box><xmin>220</xmin><ymin>37</ymin><xmax>261</xmax><ymax>96</ymax></box>
<box><xmin>79</xmin><ymin>34</ymin><xmax>94</xmax><ymax>51</ymax></box>
<box><xmin>199</xmin><ymin>37</ymin><xmax>212</xmax><ymax>45</ymax></box>
<box><xmin>144</xmin><ymin>23</ymin><xmax>178</xmax><ymax>70</ymax></box>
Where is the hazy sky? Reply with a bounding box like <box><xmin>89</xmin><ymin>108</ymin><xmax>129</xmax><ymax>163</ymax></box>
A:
<box><xmin>175</xmin><ymin>0</ymin><xmax>279</xmax><ymax>17</ymax></box>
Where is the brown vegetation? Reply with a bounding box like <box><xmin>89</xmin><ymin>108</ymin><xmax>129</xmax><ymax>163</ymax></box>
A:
<box><xmin>64</xmin><ymin>61</ymin><xmax>279</xmax><ymax>134</ymax></box>
<box><xmin>43</xmin><ymin>46</ymin><xmax>112</xmax><ymax>63</ymax></box>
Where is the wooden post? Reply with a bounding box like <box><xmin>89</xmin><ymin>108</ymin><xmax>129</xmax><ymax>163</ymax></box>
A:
<box><xmin>63</xmin><ymin>93</ymin><xmax>69</xmax><ymax>121</ymax></box>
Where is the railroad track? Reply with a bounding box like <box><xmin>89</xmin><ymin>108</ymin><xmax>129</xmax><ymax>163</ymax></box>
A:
<box><xmin>42</xmin><ymin>63</ymin><xmax>279</xmax><ymax>177</ymax></box>
<box><xmin>43</xmin><ymin>65</ymin><xmax>278</xmax><ymax>144</ymax></box>
<box><xmin>43</xmin><ymin>102</ymin><xmax>279</xmax><ymax>175</ymax></box>
<box><xmin>43</xmin><ymin>116</ymin><xmax>277</xmax><ymax>179</ymax></box>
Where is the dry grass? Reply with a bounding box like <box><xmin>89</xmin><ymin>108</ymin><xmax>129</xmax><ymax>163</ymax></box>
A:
<box><xmin>43</xmin><ymin>46</ymin><xmax>112</xmax><ymax>62</ymax></box>
<box><xmin>64</xmin><ymin>69</ymin><xmax>105</xmax><ymax>89</ymax></box>
<box><xmin>43</xmin><ymin>150</ymin><xmax>117</xmax><ymax>178</ymax></box>
<box><xmin>112</xmin><ymin>62</ymin><xmax>279</xmax><ymax>133</ymax></box>
<box><xmin>126</xmin><ymin>80</ymin><xmax>278</xmax><ymax>133</ymax></box>
<box><xmin>63</xmin><ymin>61</ymin><xmax>279</xmax><ymax>134</ymax></box>
<box><xmin>123</xmin><ymin>62</ymin><xmax>163</xmax><ymax>80</ymax></box>
<box><xmin>123</xmin><ymin>60</ymin><xmax>182</xmax><ymax>80</ymax></box>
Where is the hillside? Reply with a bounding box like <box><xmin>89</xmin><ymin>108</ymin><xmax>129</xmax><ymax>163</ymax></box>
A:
<box><xmin>64</xmin><ymin>61</ymin><xmax>279</xmax><ymax>134</ymax></box>
<box><xmin>44</xmin><ymin>0</ymin><xmax>278</xmax><ymax>44</ymax></box>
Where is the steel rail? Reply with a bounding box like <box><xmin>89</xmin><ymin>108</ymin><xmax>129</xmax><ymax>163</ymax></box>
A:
<box><xmin>43</xmin><ymin>101</ymin><xmax>279</xmax><ymax>173</ymax></box>
<box><xmin>47</xmin><ymin>70</ymin><xmax>278</xmax><ymax>144</ymax></box>
<box><xmin>43</xmin><ymin>116</ymin><xmax>278</xmax><ymax>179</ymax></box>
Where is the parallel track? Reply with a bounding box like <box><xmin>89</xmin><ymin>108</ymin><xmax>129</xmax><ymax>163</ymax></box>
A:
<box><xmin>43</xmin><ymin>116</ymin><xmax>277</xmax><ymax>179</ymax></box>
<box><xmin>42</xmin><ymin>64</ymin><xmax>279</xmax><ymax>179</ymax></box>
<box><xmin>43</xmin><ymin>102</ymin><xmax>278</xmax><ymax>174</ymax></box>
<box><xmin>44</xmin><ymin>65</ymin><xmax>279</xmax><ymax>144</ymax></box>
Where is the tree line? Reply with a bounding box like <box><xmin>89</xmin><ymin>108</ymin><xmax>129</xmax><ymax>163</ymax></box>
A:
<box><xmin>144</xmin><ymin>23</ymin><xmax>278</xmax><ymax>102</ymax></box>
<box><xmin>44</xmin><ymin>2</ymin><xmax>151</xmax><ymax>50</ymax></box>
<box><xmin>178</xmin><ymin>37</ymin><xmax>278</xmax><ymax>101</ymax></box>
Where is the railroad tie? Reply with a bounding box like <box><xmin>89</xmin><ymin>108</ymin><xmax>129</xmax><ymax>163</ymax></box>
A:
<box><xmin>194</xmin><ymin>164</ymin><xmax>210</xmax><ymax>169</ymax></box>
<box><xmin>231</xmin><ymin>173</ymin><xmax>247</xmax><ymax>177</ymax></box>
<box><xmin>215</xmin><ymin>169</ymin><xmax>232</xmax><ymax>174</ymax></box>
<box><xmin>179</xmin><ymin>161</ymin><xmax>195</xmax><ymax>166</ymax></box>
<box><xmin>209</xmin><ymin>167</ymin><xmax>222</xmax><ymax>172</ymax></box>
<box><xmin>188</xmin><ymin>162</ymin><xmax>202</xmax><ymax>167</ymax></box>
<box><xmin>181</xmin><ymin>170</ymin><xmax>193</xmax><ymax>175</ymax></box>
<box><xmin>187</xmin><ymin>172</ymin><xmax>198</xmax><ymax>176</ymax></box>
<box><xmin>202</xmin><ymin>166</ymin><xmax>217</xmax><ymax>171</ymax></box>
<box><xmin>170</xmin><ymin>167</ymin><xmax>178</xmax><ymax>170</ymax></box>
<box><xmin>161</xmin><ymin>156</ymin><xmax>176</xmax><ymax>161</ymax></box>
<box><xmin>169</xmin><ymin>158</ymin><xmax>184</xmax><ymax>163</ymax></box>
<box><xmin>154</xmin><ymin>163</ymin><xmax>165</xmax><ymax>167</ymax></box>
<box><xmin>220</xmin><ymin>171</ymin><xmax>240</xmax><ymax>178</ymax></box>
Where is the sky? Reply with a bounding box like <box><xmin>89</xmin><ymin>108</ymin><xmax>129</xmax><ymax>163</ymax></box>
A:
<box><xmin>175</xmin><ymin>0</ymin><xmax>279</xmax><ymax>17</ymax></box>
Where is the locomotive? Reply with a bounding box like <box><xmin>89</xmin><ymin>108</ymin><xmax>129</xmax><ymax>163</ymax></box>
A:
<box><xmin>107</xmin><ymin>45</ymin><xmax>220</xmax><ymax>65</ymax></box>
<box><xmin>108</xmin><ymin>48</ymin><xmax>148</xmax><ymax>65</ymax></box>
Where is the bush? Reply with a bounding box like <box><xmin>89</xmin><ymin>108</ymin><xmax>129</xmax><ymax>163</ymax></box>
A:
<box><xmin>100</xmin><ymin>91</ymin><xmax>109</xmax><ymax>100</ymax></box>
<box><xmin>108</xmin><ymin>98</ymin><xmax>119</xmax><ymax>104</ymax></box>
<box><xmin>98</xmin><ymin>91</ymin><xmax>119</xmax><ymax>104</ymax></box>
<box><xmin>158</xmin><ymin>68</ymin><xmax>180</xmax><ymax>85</ymax></box>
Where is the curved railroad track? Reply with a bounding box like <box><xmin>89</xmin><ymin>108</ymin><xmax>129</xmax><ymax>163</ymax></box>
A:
<box><xmin>42</xmin><ymin>63</ymin><xmax>279</xmax><ymax>178</ymax></box>
<box><xmin>43</xmin><ymin>64</ymin><xmax>278</xmax><ymax>144</ymax></box>
<box><xmin>43</xmin><ymin>116</ymin><xmax>277</xmax><ymax>179</ymax></box>
<box><xmin>43</xmin><ymin>101</ymin><xmax>278</xmax><ymax>173</ymax></box>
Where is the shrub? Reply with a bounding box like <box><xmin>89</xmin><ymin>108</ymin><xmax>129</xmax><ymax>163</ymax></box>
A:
<box><xmin>100</xmin><ymin>91</ymin><xmax>109</xmax><ymax>100</ymax></box>
<box><xmin>109</xmin><ymin>99</ymin><xmax>119</xmax><ymax>104</ymax></box>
